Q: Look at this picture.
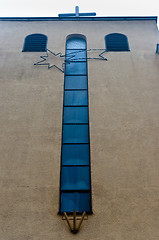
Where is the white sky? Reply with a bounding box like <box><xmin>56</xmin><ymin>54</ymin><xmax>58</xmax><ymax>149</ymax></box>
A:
<box><xmin>0</xmin><ymin>0</ymin><xmax>158</xmax><ymax>25</ymax></box>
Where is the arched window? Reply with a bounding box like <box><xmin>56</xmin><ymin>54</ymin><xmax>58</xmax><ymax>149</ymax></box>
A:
<box><xmin>59</xmin><ymin>34</ymin><xmax>92</xmax><ymax>214</ymax></box>
<box><xmin>66</xmin><ymin>35</ymin><xmax>86</xmax><ymax>49</ymax></box>
<box><xmin>22</xmin><ymin>33</ymin><xmax>47</xmax><ymax>52</ymax></box>
<box><xmin>105</xmin><ymin>33</ymin><xmax>130</xmax><ymax>51</ymax></box>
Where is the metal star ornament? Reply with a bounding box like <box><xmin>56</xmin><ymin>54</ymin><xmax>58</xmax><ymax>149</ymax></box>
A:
<box><xmin>34</xmin><ymin>48</ymin><xmax>108</xmax><ymax>73</ymax></box>
<box><xmin>34</xmin><ymin>49</ymin><xmax>65</xmax><ymax>73</ymax></box>
<box><xmin>65</xmin><ymin>49</ymin><xmax>108</xmax><ymax>63</ymax></box>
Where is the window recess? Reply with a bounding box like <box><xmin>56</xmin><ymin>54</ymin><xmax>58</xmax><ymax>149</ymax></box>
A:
<box><xmin>59</xmin><ymin>34</ymin><xmax>92</xmax><ymax>214</ymax></box>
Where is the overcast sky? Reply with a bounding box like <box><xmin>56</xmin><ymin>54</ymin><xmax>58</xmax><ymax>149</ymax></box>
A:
<box><xmin>0</xmin><ymin>0</ymin><xmax>158</xmax><ymax>25</ymax></box>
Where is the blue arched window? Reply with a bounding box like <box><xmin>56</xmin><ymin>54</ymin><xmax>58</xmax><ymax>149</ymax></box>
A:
<box><xmin>105</xmin><ymin>33</ymin><xmax>130</xmax><ymax>51</ymax></box>
<box><xmin>22</xmin><ymin>33</ymin><xmax>47</xmax><ymax>52</ymax></box>
<box><xmin>66</xmin><ymin>35</ymin><xmax>86</xmax><ymax>49</ymax></box>
<box><xmin>59</xmin><ymin>34</ymin><xmax>92</xmax><ymax>214</ymax></box>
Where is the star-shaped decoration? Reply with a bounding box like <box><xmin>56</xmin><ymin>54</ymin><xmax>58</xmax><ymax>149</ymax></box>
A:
<box><xmin>98</xmin><ymin>49</ymin><xmax>108</xmax><ymax>60</ymax></box>
<box><xmin>34</xmin><ymin>49</ymin><xmax>65</xmax><ymax>73</ymax></box>
<box><xmin>65</xmin><ymin>49</ymin><xmax>107</xmax><ymax>63</ymax></box>
<box><xmin>34</xmin><ymin>48</ymin><xmax>108</xmax><ymax>73</ymax></box>
<box><xmin>87</xmin><ymin>49</ymin><xmax>108</xmax><ymax>61</ymax></box>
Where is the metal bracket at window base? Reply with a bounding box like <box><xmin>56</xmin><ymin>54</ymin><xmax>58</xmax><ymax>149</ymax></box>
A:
<box><xmin>62</xmin><ymin>210</ymin><xmax>88</xmax><ymax>234</ymax></box>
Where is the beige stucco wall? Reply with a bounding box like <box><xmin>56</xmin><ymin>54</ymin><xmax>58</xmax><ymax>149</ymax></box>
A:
<box><xmin>0</xmin><ymin>20</ymin><xmax>159</xmax><ymax>240</ymax></box>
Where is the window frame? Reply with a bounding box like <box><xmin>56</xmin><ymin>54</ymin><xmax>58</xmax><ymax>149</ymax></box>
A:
<box><xmin>105</xmin><ymin>33</ymin><xmax>130</xmax><ymax>52</ymax></box>
<box><xmin>22</xmin><ymin>33</ymin><xmax>48</xmax><ymax>52</ymax></box>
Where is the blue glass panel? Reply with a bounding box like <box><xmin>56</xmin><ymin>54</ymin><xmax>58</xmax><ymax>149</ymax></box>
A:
<box><xmin>61</xmin><ymin>166</ymin><xmax>90</xmax><ymax>190</ymax></box>
<box><xmin>60</xmin><ymin>35</ymin><xmax>92</xmax><ymax>214</ymax></box>
<box><xmin>65</xmin><ymin>76</ymin><xmax>87</xmax><ymax>90</ymax></box>
<box><xmin>64</xmin><ymin>90</ymin><xmax>88</xmax><ymax>106</ymax></box>
<box><xmin>63</xmin><ymin>107</ymin><xmax>88</xmax><ymax>124</ymax></box>
<box><xmin>105</xmin><ymin>33</ymin><xmax>129</xmax><ymax>52</ymax></box>
<box><xmin>66</xmin><ymin>49</ymin><xmax>87</xmax><ymax>62</ymax></box>
<box><xmin>23</xmin><ymin>34</ymin><xmax>47</xmax><ymax>52</ymax></box>
<box><xmin>60</xmin><ymin>192</ymin><xmax>91</xmax><ymax>212</ymax></box>
<box><xmin>62</xmin><ymin>125</ymin><xmax>89</xmax><ymax>143</ymax></box>
<box><xmin>65</xmin><ymin>62</ymin><xmax>87</xmax><ymax>75</ymax></box>
<box><xmin>62</xmin><ymin>144</ymin><xmax>90</xmax><ymax>165</ymax></box>
<box><xmin>66</xmin><ymin>37</ymin><xmax>86</xmax><ymax>49</ymax></box>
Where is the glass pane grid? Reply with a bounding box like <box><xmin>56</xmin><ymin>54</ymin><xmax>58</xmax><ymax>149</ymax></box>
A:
<box><xmin>60</xmin><ymin>192</ymin><xmax>91</xmax><ymax>213</ymax></box>
<box><xmin>60</xmin><ymin>36</ymin><xmax>91</xmax><ymax>213</ymax></box>
<box><xmin>64</xmin><ymin>90</ymin><xmax>88</xmax><ymax>106</ymax></box>
<box><xmin>63</xmin><ymin>107</ymin><xmax>88</xmax><ymax>124</ymax></box>
<box><xmin>62</xmin><ymin>125</ymin><xmax>89</xmax><ymax>144</ymax></box>
<box><xmin>65</xmin><ymin>62</ymin><xmax>87</xmax><ymax>75</ymax></box>
<box><xmin>61</xmin><ymin>144</ymin><xmax>90</xmax><ymax>166</ymax></box>
<box><xmin>62</xmin><ymin>164</ymin><xmax>90</xmax><ymax>166</ymax></box>
<box><xmin>64</xmin><ymin>105</ymin><xmax>88</xmax><ymax>107</ymax></box>
<box><xmin>61</xmin><ymin>166</ymin><xmax>90</xmax><ymax>191</ymax></box>
<box><xmin>64</xmin><ymin>75</ymin><xmax>88</xmax><ymax>90</ymax></box>
<box><xmin>68</xmin><ymin>61</ymin><xmax>87</xmax><ymax>63</ymax></box>
<box><xmin>63</xmin><ymin>124</ymin><xmax>89</xmax><ymax>126</ymax></box>
<box><xmin>64</xmin><ymin>89</ymin><xmax>88</xmax><ymax>91</ymax></box>
<box><xmin>66</xmin><ymin>48</ymin><xmax>87</xmax><ymax>50</ymax></box>
<box><xmin>65</xmin><ymin>89</ymin><xmax>88</xmax><ymax>91</ymax></box>
<box><xmin>62</xmin><ymin>143</ymin><xmax>89</xmax><ymax>145</ymax></box>
<box><xmin>65</xmin><ymin>74</ymin><xmax>87</xmax><ymax>76</ymax></box>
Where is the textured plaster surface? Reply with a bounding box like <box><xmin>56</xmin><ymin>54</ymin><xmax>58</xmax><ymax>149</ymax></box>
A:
<box><xmin>0</xmin><ymin>20</ymin><xmax>159</xmax><ymax>240</ymax></box>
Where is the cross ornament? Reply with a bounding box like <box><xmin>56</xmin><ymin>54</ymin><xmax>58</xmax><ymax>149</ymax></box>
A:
<box><xmin>58</xmin><ymin>6</ymin><xmax>96</xmax><ymax>18</ymax></box>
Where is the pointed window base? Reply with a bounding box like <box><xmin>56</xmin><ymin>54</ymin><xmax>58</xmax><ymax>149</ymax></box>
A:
<box><xmin>62</xmin><ymin>211</ymin><xmax>87</xmax><ymax>234</ymax></box>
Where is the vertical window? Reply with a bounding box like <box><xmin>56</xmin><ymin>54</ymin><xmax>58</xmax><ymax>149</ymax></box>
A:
<box><xmin>105</xmin><ymin>33</ymin><xmax>130</xmax><ymax>51</ymax></box>
<box><xmin>59</xmin><ymin>34</ymin><xmax>92</xmax><ymax>214</ymax></box>
<box><xmin>22</xmin><ymin>33</ymin><xmax>47</xmax><ymax>52</ymax></box>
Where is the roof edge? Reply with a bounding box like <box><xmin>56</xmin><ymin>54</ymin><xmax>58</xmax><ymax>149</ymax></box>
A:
<box><xmin>0</xmin><ymin>16</ymin><xmax>157</xmax><ymax>22</ymax></box>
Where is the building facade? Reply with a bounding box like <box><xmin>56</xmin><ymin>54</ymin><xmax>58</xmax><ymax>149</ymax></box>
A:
<box><xmin>0</xmin><ymin>16</ymin><xmax>159</xmax><ymax>239</ymax></box>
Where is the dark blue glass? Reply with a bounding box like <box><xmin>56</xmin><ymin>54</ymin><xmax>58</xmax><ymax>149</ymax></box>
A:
<box><xmin>65</xmin><ymin>76</ymin><xmax>87</xmax><ymax>90</ymax></box>
<box><xmin>66</xmin><ymin>49</ymin><xmax>87</xmax><ymax>62</ymax></box>
<box><xmin>61</xmin><ymin>166</ymin><xmax>90</xmax><ymax>190</ymax></box>
<box><xmin>60</xmin><ymin>192</ymin><xmax>91</xmax><ymax>212</ymax></box>
<box><xmin>65</xmin><ymin>62</ymin><xmax>87</xmax><ymax>75</ymax></box>
<box><xmin>60</xmin><ymin>35</ymin><xmax>91</xmax><ymax>214</ymax></box>
<box><xmin>62</xmin><ymin>144</ymin><xmax>90</xmax><ymax>165</ymax></box>
<box><xmin>62</xmin><ymin>125</ymin><xmax>89</xmax><ymax>143</ymax></box>
<box><xmin>64</xmin><ymin>90</ymin><xmax>88</xmax><ymax>106</ymax></box>
<box><xmin>23</xmin><ymin>34</ymin><xmax>47</xmax><ymax>52</ymax></box>
<box><xmin>105</xmin><ymin>33</ymin><xmax>130</xmax><ymax>52</ymax></box>
<box><xmin>63</xmin><ymin>107</ymin><xmax>88</xmax><ymax>124</ymax></box>
<box><xmin>66</xmin><ymin>37</ymin><xmax>86</xmax><ymax>49</ymax></box>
